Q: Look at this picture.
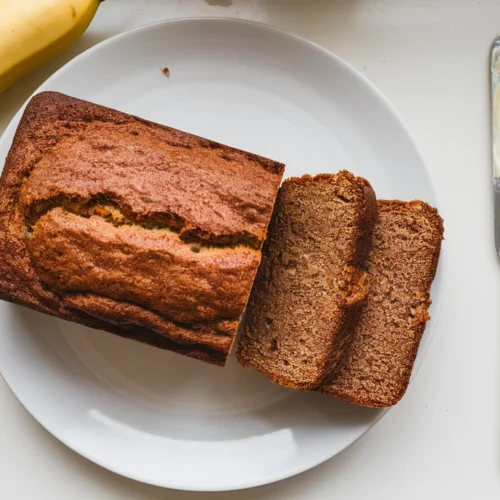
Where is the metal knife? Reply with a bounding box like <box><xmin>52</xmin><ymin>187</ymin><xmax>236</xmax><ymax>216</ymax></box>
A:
<box><xmin>491</xmin><ymin>36</ymin><xmax>500</xmax><ymax>256</ymax></box>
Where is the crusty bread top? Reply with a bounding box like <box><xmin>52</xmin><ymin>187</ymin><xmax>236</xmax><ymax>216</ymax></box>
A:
<box><xmin>27</xmin><ymin>208</ymin><xmax>261</xmax><ymax>324</ymax></box>
<box><xmin>16</xmin><ymin>91</ymin><xmax>283</xmax><ymax>248</ymax></box>
<box><xmin>0</xmin><ymin>91</ymin><xmax>285</xmax><ymax>365</ymax></box>
<box><xmin>319</xmin><ymin>200</ymin><xmax>444</xmax><ymax>407</ymax></box>
<box><xmin>237</xmin><ymin>171</ymin><xmax>377</xmax><ymax>389</ymax></box>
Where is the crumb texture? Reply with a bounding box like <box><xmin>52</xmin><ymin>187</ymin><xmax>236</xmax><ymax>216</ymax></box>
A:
<box><xmin>0</xmin><ymin>91</ymin><xmax>284</xmax><ymax>365</ymax></box>
<box><xmin>237</xmin><ymin>172</ymin><xmax>377</xmax><ymax>388</ymax></box>
<box><xmin>319</xmin><ymin>200</ymin><xmax>444</xmax><ymax>407</ymax></box>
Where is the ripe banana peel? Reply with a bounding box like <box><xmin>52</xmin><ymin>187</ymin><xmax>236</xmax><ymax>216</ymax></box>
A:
<box><xmin>0</xmin><ymin>0</ymin><xmax>103</xmax><ymax>94</ymax></box>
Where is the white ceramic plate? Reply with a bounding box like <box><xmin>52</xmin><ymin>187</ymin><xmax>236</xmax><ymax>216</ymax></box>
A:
<box><xmin>0</xmin><ymin>18</ymin><xmax>442</xmax><ymax>492</ymax></box>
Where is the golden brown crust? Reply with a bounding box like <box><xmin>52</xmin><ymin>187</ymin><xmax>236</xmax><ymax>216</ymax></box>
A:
<box><xmin>0</xmin><ymin>91</ymin><xmax>285</xmax><ymax>365</ymax></box>
<box><xmin>27</xmin><ymin>209</ymin><xmax>261</xmax><ymax>324</ymax></box>
<box><xmin>319</xmin><ymin>200</ymin><xmax>444</xmax><ymax>407</ymax></box>
<box><xmin>236</xmin><ymin>171</ymin><xmax>378</xmax><ymax>389</ymax></box>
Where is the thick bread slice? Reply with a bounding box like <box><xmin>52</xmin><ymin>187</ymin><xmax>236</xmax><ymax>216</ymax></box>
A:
<box><xmin>237</xmin><ymin>172</ymin><xmax>377</xmax><ymax>389</ymax></box>
<box><xmin>319</xmin><ymin>200</ymin><xmax>444</xmax><ymax>407</ymax></box>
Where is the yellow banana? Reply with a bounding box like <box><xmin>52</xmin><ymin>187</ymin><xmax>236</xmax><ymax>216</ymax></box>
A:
<box><xmin>0</xmin><ymin>0</ymin><xmax>103</xmax><ymax>94</ymax></box>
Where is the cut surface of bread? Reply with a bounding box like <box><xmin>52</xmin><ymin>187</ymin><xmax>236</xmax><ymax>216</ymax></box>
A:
<box><xmin>237</xmin><ymin>172</ymin><xmax>377</xmax><ymax>389</ymax></box>
<box><xmin>318</xmin><ymin>200</ymin><xmax>444</xmax><ymax>407</ymax></box>
<box><xmin>0</xmin><ymin>91</ymin><xmax>285</xmax><ymax>366</ymax></box>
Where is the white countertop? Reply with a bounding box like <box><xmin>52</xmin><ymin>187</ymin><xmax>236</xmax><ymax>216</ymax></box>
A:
<box><xmin>0</xmin><ymin>0</ymin><xmax>498</xmax><ymax>498</ymax></box>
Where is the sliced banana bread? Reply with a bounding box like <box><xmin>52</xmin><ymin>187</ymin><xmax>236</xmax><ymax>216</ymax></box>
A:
<box><xmin>236</xmin><ymin>172</ymin><xmax>377</xmax><ymax>389</ymax></box>
<box><xmin>318</xmin><ymin>200</ymin><xmax>444</xmax><ymax>407</ymax></box>
<box><xmin>0</xmin><ymin>91</ymin><xmax>285</xmax><ymax>366</ymax></box>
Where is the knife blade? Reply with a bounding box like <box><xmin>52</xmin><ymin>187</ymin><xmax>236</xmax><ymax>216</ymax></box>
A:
<box><xmin>491</xmin><ymin>36</ymin><xmax>500</xmax><ymax>257</ymax></box>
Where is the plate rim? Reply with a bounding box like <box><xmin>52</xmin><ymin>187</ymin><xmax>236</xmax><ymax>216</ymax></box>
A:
<box><xmin>0</xmin><ymin>16</ymin><xmax>443</xmax><ymax>492</ymax></box>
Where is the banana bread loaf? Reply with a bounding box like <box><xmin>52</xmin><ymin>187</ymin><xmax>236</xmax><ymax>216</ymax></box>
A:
<box><xmin>0</xmin><ymin>91</ymin><xmax>285</xmax><ymax>366</ymax></box>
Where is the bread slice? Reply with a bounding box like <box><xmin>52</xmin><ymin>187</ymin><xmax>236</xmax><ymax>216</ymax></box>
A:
<box><xmin>318</xmin><ymin>200</ymin><xmax>444</xmax><ymax>407</ymax></box>
<box><xmin>0</xmin><ymin>91</ymin><xmax>284</xmax><ymax>366</ymax></box>
<box><xmin>236</xmin><ymin>172</ymin><xmax>377</xmax><ymax>389</ymax></box>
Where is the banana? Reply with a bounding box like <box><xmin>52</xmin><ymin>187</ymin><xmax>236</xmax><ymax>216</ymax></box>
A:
<box><xmin>0</xmin><ymin>0</ymin><xmax>103</xmax><ymax>94</ymax></box>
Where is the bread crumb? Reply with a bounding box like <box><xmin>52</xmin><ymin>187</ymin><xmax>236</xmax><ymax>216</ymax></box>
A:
<box><xmin>161</xmin><ymin>67</ymin><xmax>170</xmax><ymax>77</ymax></box>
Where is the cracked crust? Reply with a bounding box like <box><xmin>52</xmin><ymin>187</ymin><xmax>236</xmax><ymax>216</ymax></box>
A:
<box><xmin>0</xmin><ymin>91</ymin><xmax>285</xmax><ymax>366</ymax></box>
